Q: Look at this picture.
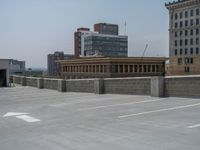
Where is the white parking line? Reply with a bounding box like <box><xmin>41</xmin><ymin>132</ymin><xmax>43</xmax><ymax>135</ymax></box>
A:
<box><xmin>77</xmin><ymin>98</ymin><xmax>166</xmax><ymax>111</ymax></box>
<box><xmin>16</xmin><ymin>115</ymin><xmax>41</xmax><ymax>123</ymax></box>
<box><xmin>118</xmin><ymin>103</ymin><xmax>200</xmax><ymax>119</ymax></box>
<box><xmin>188</xmin><ymin>124</ymin><xmax>200</xmax><ymax>129</ymax></box>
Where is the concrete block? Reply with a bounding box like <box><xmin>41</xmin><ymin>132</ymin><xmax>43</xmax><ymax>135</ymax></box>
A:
<box><xmin>151</xmin><ymin>77</ymin><xmax>164</xmax><ymax>97</ymax></box>
<box><xmin>21</xmin><ymin>77</ymin><xmax>27</xmax><ymax>86</ymax></box>
<box><xmin>58</xmin><ymin>80</ymin><xmax>66</xmax><ymax>92</ymax></box>
<box><xmin>94</xmin><ymin>78</ymin><xmax>104</xmax><ymax>94</ymax></box>
<box><xmin>37</xmin><ymin>78</ymin><xmax>44</xmax><ymax>89</ymax></box>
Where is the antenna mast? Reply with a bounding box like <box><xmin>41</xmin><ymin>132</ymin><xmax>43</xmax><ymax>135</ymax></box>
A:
<box><xmin>142</xmin><ymin>44</ymin><xmax>148</xmax><ymax>58</ymax></box>
<box><xmin>124</xmin><ymin>21</ymin><xmax>127</xmax><ymax>35</ymax></box>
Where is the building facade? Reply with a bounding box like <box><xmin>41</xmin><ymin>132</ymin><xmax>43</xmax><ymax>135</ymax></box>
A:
<box><xmin>9</xmin><ymin>59</ymin><xmax>25</xmax><ymax>75</ymax></box>
<box><xmin>74</xmin><ymin>28</ymin><xmax>90</xmax><ymax>58</ymax></box>
<box><xmin>166</xmin><ymin>0</ymin><xmax>200</xmax><ymax>75</ymax></box>
<box><xmin>94</xmin><ymin>23</ymin><xmax>118</xmax><ymax>35</ymax></box>
<box><xmin>83</xmin><ymin>32</ymin><xmax>128</xmax><ymax>57</ymax></box>
<box><xmin>74</xmin><ymin>23</ymin><xmax>128</xmax><ymax>58</ymax></box>
<box><xmin>47</xmin><ymin>51</ymin><xmax>74</xmax><ymax>77</ymax></box>
<box><xmin>59</xmin><ymin>57</ymin><xmax>166</xmax><ymax>79</ymax></box>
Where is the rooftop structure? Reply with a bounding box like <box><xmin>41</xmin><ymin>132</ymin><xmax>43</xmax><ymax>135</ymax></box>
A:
<box><xmin>59</xmin><ymin>57</ymin><xmax>166</xmax><ymax>79</ymax></box>
<box><xmin>82</xmin><ymin>32</ymin><xmax>128</xmax><ymax>57</ymax></box>
<box><xmin>94</xmin><ymin>23</ymin><xmax>119</xmax><ymax>35</ymax></box>
<box><xmin>47</xmin><ymin>51</ymin><xmax>74</xmax><ymax>77</ymax></box>
<box><xmin>0</xmin><ymin>59</ymin><xmax>9</xmax><ymax>87</ymax></box>
<box><xmin>9</xmin><ymin>59</ymin><xmax>25</xmax><ymax>75</ymax></box>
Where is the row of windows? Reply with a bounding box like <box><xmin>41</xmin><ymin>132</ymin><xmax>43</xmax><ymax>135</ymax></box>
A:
<box><xmin>175</xmin><ymin>38</ymin><xmax>199</xmax><ymax>46</ymax></box>
<box><xmin>178</xmin><ymin>57</ymin><xmax>193</xmax><ymax>65</ymax></box>
<box><xmin>174</xmin><ymin>29</ymin><xmax>199</xmax><ymax>37</ymax></box>
<box><xmin>63</xmin><ymin>64</ymin><xmax>163</xmax><ymax>73</ymax></box>
<box><xmin>174</xmin><ymin>19</ymin><xmax>200</xmax><ymax>28</ymax></box>
<box><xmin>174</xmin><ymin>9</ymin><xmax>199</xmax><ymax>19</ymax></box>
<box><xmin>174</xmin><ymin>47</ymin><xmax>199</xmax><ymax>55</ymax></box>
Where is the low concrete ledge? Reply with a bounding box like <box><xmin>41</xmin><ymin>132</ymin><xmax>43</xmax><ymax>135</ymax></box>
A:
<box><xmin>94</xmin><ymin>78</ymin><xmax>104</xmax><ymax>94</ymax></box>
<box><xmin>57</xmin><ymin>79</ymin><xmax>66</xmax><ymax>92</ymax></box>
<box><xmin>12</xmin><ymin>75</ymin><xmax>200</xmax><ymax>98</ymax></box>
<box><xmin>21</xmin><ymin>77</ymin><xmax>27</xmax><ymax>86</ymax></box>
<box><xmin>37</xmin><ymin>78</ymin><xmax>44</xmax><ymax>89</ymax></box>
<box><xmin>151</xmin><ymin>77</ymin><xmax>164</xmax><ymax>97</ymax></box>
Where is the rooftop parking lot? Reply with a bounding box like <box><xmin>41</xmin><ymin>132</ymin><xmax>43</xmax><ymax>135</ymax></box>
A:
<box><xmin>0</xmin><ymin>86</ymin><xmax>200</xmax><ymax>150</ymax></box>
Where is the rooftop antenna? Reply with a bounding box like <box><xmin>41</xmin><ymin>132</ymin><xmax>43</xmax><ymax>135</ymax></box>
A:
<box><xmin>124</xmin><ymin>21</ymin><xmax>127</xmax><ymax>35</ymax></box>
<box><xmin>142</xmin><ymin>44</ymin><xmax>148</xmax><ymax>58</ymax></box>
<box><xmin>140</xmin><ymin>44</ymin><xmax>148</xmax><ymax>64</ymax></box>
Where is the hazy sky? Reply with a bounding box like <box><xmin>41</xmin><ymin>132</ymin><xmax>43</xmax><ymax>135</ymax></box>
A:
<box><xmin>0</xmin><ymin>0</ymin><xmax>171</xmax><ymax>68</ymax></box>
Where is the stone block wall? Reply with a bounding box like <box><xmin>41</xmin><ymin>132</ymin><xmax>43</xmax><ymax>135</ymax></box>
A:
<box><xmin>104</xmin><ymin>77</ymin><xmax>151</xmax><ymax>95</ymax></box>
<box><xmin>66</xmin><ymin>79</ymin><xmax>94</xmax><ymax>93</ymax></box>
<box><xmin>12</xmin><ymin>75</ymin><xmax>200</xmax><ymax>98</ymax></box>
<box><xmin>43</xmin><ymin>79</ymin><xmax>59</xmax><ymax>90</ymax></box>
<box><xmin>165</xmin><ymin>76</ymin><xmax>200</xmax><ymax>98</ymax></box>
<box><xmin>26</xmin><ymin>77</ymin><xmax>38</xmax><ymax>87</ymax></box>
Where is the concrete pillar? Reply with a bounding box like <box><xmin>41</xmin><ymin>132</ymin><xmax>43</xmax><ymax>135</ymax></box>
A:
<box><xmin>21</xmin><ymin>77</ymin><xmax>27</xmax><ymax>86</ymax></box>
<box><xmin>151</xmin><ymin>77</ymin><xmax>164</xmax><ymax>97</ymax></box>
<box><xmin>94</xmin><ymin>78</ymin><xmax>104</xmax><ymax>94</ymax></box>
<box><xmin>57</xmin><ymin>79</ymin><xmax>66</xmax><ymax>92</ymax></box>
<box><xmin>118</xmin><ymin>65</ymin><xmax>120</xmax><ymax>73</ymax></box>
<box><xmin>37</xmin><ymin>78</ymin><xmax>44</xmax><ymax>89</ymax></box>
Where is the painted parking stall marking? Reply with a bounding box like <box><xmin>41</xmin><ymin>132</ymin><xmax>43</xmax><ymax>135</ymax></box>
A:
<box><xmin>118</xmin><ymin>103</ymin><xmax>200</xmax><ymax>119</ymax></box>
<box><xmin>3</xmin><ymin>112</ymin><xmax>40</xmax><ymax>123</ymax></box>
<box><xmin>188</xmin><ymin>124</ymin><xmax>200</xmax><ymax>129</ymax></box>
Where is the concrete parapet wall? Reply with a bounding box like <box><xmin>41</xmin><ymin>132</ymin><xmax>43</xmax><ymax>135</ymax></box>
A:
<box><xmin>12</xmin><ymin>75</ymin><xmax>200</xmax><ymax>98</ymax></box>
<box><xmin>66</xmin><ymin>79</ymin><xmax>94</xmax><ymax>93</ymax></box>
<box><xmin>104</xmin><ymin>77</ymin><xmax>151</xmax><ymax>95</ymax></box>
<box><xmin>26</xmin><ymin>77</ymin><xmax>38</xmax><ymax>87</ymax></box>
<box><xmin>165</xmin><ymin>75</ymin><xmax>200</xmax><ymax>98</ymax></box>
<box><xmin>43</xmin><ymin>78</ymin><xmax>59</xmax><ymax>90</ymax></box>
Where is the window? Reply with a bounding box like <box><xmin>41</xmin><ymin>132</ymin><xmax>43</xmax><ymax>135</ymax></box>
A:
<box><xmin>185</xmin><ymin>39</ymin><xmax>188</xmax><ymax>46</ymax></box>
<box><xmin>175</xmin><ymin>13</ymin><xmax>178</xmax><ymax>20</ymax></box>
<box><xmin>196</xmin><ymin>19</ymin><xmax>199</xmax><ymax>25</ymax></box>
<box><xmin>185</xmin><ymin>11</ymin><xmax>188</xmax><ymax>18</ymax></box>
<box><xmin>196</xmin><ymin>48</ymin><xmax>199</xmax><ymax>54</ymax></box>
<box><xmin>196</xmin><ymin>8</ymin><xmax>199</xmax><ymax>16</ymax></box>
<box><xmin>175</xmin><ymin>49</ymin><xmax>178</xmax><ymax>55</ymax></box>
<box><xmin>185</xmin><ymin>30</ymin><xmax>188</xmax><ymax>36</ymax></box>
<box><xmin>178</xmin><ymin>58</ymin><xmax>182</xmax><ymax>65</ymax></box>
<box><xmin>190</xmin><ymin>19</ymin><xmax>194</xmax><ymax>26</ymax></box>
<box><xmin>180</xmin><ymin>12</ymin><xmax>183</xmax><ymax>19</ymax></box>
<box><xmin>185</xmin><ymin>20</ymin><xmax>188</xmax><ymax>27</ymax></box>
<box><xmin>180</xmin><ymin>31</ymin><xmax>183</xmax><ymax>36</ymax></box>
<box><xmin>191</xmin><ymin>29</ymin><xmax>193</xmax><ymax>35</ymax></box>
<box><xmin>197</xmin><ymin>29</ymin><xmax>199</xmax><ymax>35</ymax></box>
<box><xmin>185</xmin><ymin>67</ymin><xmax>190</xmax><ymax>73</ymax></box>
<box><xmin>185</xmin><ymin>48</ymin><xmax>188</xmax><ymax>55</ymax></box>
<box><xmin>196</xmin><ymin>38</ymin><xmax>199</xmax><ymax>45</ymax></box>
<box><xmin>180</xmin><ymin>21</ymin><xmax>183</xmax><ymax>28</ymax></box>
<box><xmin>180</xmin><ymin>40</ymin><xmax>183</xmax><ymax>46</ymax></box>
<box><xmin>175</xmin><ymin>22</ymin><xmax>178</xmax><ymax>28</ymax></box>
<box><xmin>190</xmin><ymin>58</ymin><xmax>193</xmax><ymax>64</ymax></box>
<box><xmin>175</xmin><ymin>32</ymin><xmax>178</xmax><ymax>37</ymax></box>
<box><xmin>185</xmin><ymin>58</ymin><xmax>190</xmax><ymax>64</ymax></box>
<box><xmin>175</xmin><ymin>40</ymin><xmax>177</xmax><ymax>46</ymax></box>
<box><xmin>180</xmin><ymin>49</ymin><xmax>183</xmax><ymax>55</ymax></box>
<box><xmin>190</xmin><ymin>39</ymin><xmax>193</xmax><ymax>45</ymax></box>
<box><xmin>191</xmin><ymin>9</ymin><xmax>194</xmax><ymax>16</ymax></box>
<box><xmin>190</xmin><ymin>48</ymin><xmax>193</xmax><ymax>54</ymax></box>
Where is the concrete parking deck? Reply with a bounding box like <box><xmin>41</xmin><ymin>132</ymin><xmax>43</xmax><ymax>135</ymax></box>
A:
<box><xmin>0</xmin><ymin>86</ymin><xmax>200</xmax><ymax>150</ymax></box>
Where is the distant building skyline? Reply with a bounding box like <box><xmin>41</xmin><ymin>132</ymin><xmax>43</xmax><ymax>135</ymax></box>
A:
<box><xmin>0</xmin><ymin>0</ymin><xmax>169</xmax><ymax>68</ymax></box>
<box><xmin>75</xmin><ymin>23</ymin><xmax>128</xmax><ymax>57</ymax></box>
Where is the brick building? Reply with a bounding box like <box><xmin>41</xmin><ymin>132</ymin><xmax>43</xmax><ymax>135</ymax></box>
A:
<box><xmin>59</xmin><ymin>57</ymin><xmax>166</xmax><ymax>79</ymax></box>
<box><xmin>166</xmin><ymin>0</ymin><xmax>200</xmax><ymax>75</ymax></box>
